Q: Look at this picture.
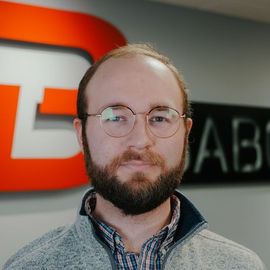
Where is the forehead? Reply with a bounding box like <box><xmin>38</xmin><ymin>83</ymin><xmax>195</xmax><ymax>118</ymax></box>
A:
<box><xmin>86</xmin><ymin>55</ymin><xmax>183</xmax><ymax>112</ymax></box>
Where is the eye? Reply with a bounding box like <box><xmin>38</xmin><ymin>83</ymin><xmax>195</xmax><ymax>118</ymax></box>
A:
<box><xmin>149</xmin><ymin>116</ymin><xmax>168</xmax><ymax>123</ymax></box>
<box><xmin>108</xmin><ymin>115</ymin><xmax>126</xmax><ymax>122</ymax></box>
<box><xmin>101</xmin><ymin>107</ymin><xmax>128</xmax><ymax>122</ymax></box>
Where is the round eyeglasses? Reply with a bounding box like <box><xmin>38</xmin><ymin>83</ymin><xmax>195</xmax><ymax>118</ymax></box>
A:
<box><xmin>80</xmin><ymin>105</ymin><xmax>186</xmax><ymax>138</ymax></box>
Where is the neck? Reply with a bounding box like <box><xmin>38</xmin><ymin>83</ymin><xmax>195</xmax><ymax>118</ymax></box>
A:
<box><xmin>93</xmin><ymin>193</ymin><xmax>172</xmax><ymax>253</ymax></box>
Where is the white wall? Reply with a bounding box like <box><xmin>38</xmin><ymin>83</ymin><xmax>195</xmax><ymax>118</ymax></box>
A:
<box><xmin>1</xmin><ymin>0</ymin><xmax>270</xmax><ymax>268</ymax></box>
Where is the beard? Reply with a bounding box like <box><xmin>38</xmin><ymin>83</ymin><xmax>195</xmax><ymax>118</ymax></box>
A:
<box><xmin>82</xmin><ymin>126</ymin><xmax>188</xmax><ymax>216</ymax></box>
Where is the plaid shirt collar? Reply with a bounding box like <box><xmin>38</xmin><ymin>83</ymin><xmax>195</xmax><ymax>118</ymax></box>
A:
<box><xmin>85</xmin><ymin>191</ymin><xmax>180</xmax><ymax>265</ymax></box>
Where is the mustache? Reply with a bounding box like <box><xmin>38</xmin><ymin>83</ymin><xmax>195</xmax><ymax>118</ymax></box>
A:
<box><xmin>106</xmin><ymin>149</ymin><xmax>166</xmax><ymax>174</ymax></box>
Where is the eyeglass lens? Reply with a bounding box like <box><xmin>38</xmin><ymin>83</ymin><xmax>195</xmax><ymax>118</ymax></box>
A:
<box><xmin>100</xmin><ymin>106</ymin><xmax>181</xmax><ymax>138</ymax></box>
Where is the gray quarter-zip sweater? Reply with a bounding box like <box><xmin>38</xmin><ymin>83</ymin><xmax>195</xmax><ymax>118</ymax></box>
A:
<box><xmin>3</xmin><ymin>188</ymin><xmax>266</xmax><ymax>270</ymax></box>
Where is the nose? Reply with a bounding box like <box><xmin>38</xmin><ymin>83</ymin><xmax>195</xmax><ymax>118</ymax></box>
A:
<box><xmin>126</xmin><ymin>114</ymin><xmax>155</xmax><ymax>150</ymax></box>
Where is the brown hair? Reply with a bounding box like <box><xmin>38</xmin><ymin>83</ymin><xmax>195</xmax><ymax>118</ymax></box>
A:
<box><xmin>77</xmin><ymin>43</ymin><xmax>191</xmax><ymax>120</ymax></box>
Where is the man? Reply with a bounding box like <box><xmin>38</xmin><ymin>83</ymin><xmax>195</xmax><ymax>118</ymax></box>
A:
<box><xmin>4</xmin><ymin>44</ymin><xmax>266</xmax><ymax>269</ymax></box>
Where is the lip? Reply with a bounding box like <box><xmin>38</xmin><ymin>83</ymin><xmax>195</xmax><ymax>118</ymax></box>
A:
<box><xmin>122</xmin><ymin>160</ymin><xmax>153</xmax><ymax>166</ymax></box>
<box><xmin>120</xmin><ymin>161</ymin><xmax>155</xmax><ymax>169</ymax></box>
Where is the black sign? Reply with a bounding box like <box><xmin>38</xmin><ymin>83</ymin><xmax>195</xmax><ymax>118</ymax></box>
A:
<box><xmin>183</xmin><ymin>102</ymin><xmax>270</xmax><ymax>184</ymax></box>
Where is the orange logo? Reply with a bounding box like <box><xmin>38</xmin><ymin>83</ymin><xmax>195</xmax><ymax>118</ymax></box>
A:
<box><xmin>0</xmin><ymin>1</ymin><xmax>126</xmax><ymax>191</ymax></box>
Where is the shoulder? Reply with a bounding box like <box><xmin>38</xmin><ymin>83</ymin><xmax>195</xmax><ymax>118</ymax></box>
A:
<box><xmin>194</xmin><ymin>229</ymin><xmax>265</xmax><ymax>269</ymax></box>
<box><xmin>3</xmin><ymin>224</ymin><xmax>80</xmax><ymax>269</ymax></box>
<box><xmin>3</xmin><ymin>217</ymin><xmax>113</xmax><ymax>270</ymax></box>
<box><xmin>168</xmin><ymin>229</ymin><xmax>266</xmax><ymax>270</ymax></box>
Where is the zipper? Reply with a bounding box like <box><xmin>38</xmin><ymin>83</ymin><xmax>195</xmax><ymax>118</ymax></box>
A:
<box><xmin>160</xmin><ymin>221</ymin><xmax>208</xmax><ymax>270</ymax></box>
<box><xmin>89</xmin><ymin>218</ymin><xmax>119</xmax><ymax>270</ymax></box>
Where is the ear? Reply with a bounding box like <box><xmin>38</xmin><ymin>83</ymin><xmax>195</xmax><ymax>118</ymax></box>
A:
<box><xmin>73</xmin><ymin>118</ymin><xmax>84</xmax><ymax>153</ymax></box>
<box><xmin>185</xmin><ymin>117</ymin><xmax>193</xmax><ymax>136</ymax></box>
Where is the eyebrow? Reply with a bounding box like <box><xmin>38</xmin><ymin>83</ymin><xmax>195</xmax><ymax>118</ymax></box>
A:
<box><xmin>97</xmin><ymin>102</ymin><xmax>127</xmax><ymax>112</ymax></box>
<box><xmin>98</xmin><ymin>102</ymin><xmax>175</xmax><ymax>111</ymax></box>
<box><xmin>148</xmin><ymin>102</ymin><xmax>174</xmax><ymax>109</ymax></box>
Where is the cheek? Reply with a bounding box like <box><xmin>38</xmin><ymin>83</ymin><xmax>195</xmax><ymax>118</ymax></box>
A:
<box><xmin>86</xmin><ymin>129</ymin><xmax>122</xmax><ymax>166</ymax></box>
<box><xmin>159</xmin><ymin>135</ymin><xmax>186</xmax><ymax>167</ymax></box>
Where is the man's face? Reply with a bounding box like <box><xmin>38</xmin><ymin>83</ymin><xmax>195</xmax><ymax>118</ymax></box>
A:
<box><xmin>74</xmin><ymin>55</ymin><xmax>192</xmax><ymax>215</ymax></box>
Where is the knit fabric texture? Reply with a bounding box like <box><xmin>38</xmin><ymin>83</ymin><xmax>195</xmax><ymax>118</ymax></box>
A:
<box><xmin>3</xmin><ymin>188</ymin><xmax>267</xmax><ymax>270</ymax></box>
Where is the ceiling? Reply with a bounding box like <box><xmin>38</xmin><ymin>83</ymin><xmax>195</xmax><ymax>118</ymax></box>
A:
<box><xmin>149</xmin><ymin>0</ymin><xmax>270</xmax><ymax>24</ymax></box>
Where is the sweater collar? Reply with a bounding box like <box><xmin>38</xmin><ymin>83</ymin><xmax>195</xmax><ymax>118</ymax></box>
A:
<box><xmin>78</xmin><ymin>187</ymin><xmax>208</xmax><ymax>243</ymax></box>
